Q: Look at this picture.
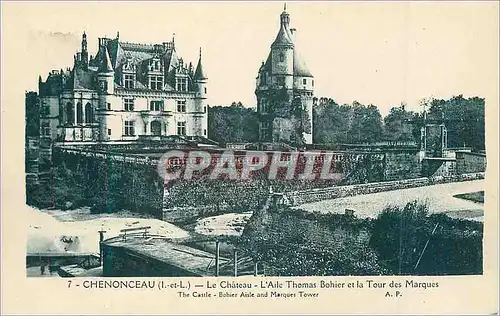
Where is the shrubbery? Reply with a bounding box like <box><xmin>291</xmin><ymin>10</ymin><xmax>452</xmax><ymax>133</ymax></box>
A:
<box><xmin>241</xmin><ymin>206</ymin><xmax>387</xmax><ymax>276</ymax></box>
<box><xmin>26</xmin><ymin>164</ymin><xmax>87</xmax><ymax>210</ymax></box>
<box><xmin>240</xmin><ymin>200</ymin><xmax>483</xmax><ymax>276</ymax></box>
<box><xmin>370</xmin><ymin>201</ymin><xmax>482</xmax><ymax>275</ymax></box>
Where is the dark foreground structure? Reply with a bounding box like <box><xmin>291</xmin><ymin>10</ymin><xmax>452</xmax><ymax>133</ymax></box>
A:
<box><xmin>101</xmin><ymin>228</ymin><xmax>258</xmax><ymax>277</ymax></box>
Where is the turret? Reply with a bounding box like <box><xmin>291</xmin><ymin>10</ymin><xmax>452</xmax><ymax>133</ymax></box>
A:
<box><xmin>194</xmin><ymin>48</ymin><xmax>208</xmax><ymax>137</ymax></box>
<box><xmin>82</xmin><ymin>32</ymin><xmax>87</xmax><ymax>51</ymax></box>
<box><xmin>194</xmin><ymin>48</ymin><xmax>208</xmax><ymax>99</ymax></box>
<box><xmin>270</xmin><ymin>4</ymin><xmax>294</xmax><ymax>88</ymax></box>
<box><xmin>255</xmin><ymin>4</ymin><xmax>315</xmax><ymax>146</ymax></box>
<box><xmin>97</xmin><ymin>46</ymin><xmax>114</xmax><ymax>95</ymax></box>
<box><xmin>81</xmin><ymin>32</ymin><xmax>88</xmax><ymax>69</ymax></box>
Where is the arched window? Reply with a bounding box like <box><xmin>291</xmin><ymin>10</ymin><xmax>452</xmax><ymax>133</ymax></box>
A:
<box><xmin>66</xmin><ymin>102</ymin><xmax>74</xmax><ymax>125</ymax></box>
<box><xmin>151</xmin><ymin>120</ymin><xmax>162</xmax><ymax>136</ymax></box>
<box><xmin>76</xmin><ymin>102</ymin><xmax>83</xmax><ymax>124</ymax></box>
<box><xmin>279</xmin><ymin>53</ymin><xmax>284</xmax><ymax>62</ymax></box>
<box><xmin>85</xmin><ymin>103</ymin><xmax>93</xmax><ymax>124</ymax></box>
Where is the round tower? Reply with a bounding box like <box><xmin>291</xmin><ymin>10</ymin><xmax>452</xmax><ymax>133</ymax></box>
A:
<box><xmin>96</xmin><ymin>46</ymin><xmax>115</xmax><ymax>141</ymax></box>
<box><xmin>97</xmin><ymin>46</ymin><xmax>114</xmax><ymax>95</ymax></box>
<box><xmin>194</xmin><ymin>48</ymin><xmax>208</xmax><ymax>137</ymax></box>
<box><xmin>194</xmin><ymin>48</ymin><xmax>208</xmax><ymax>100</ymax></box>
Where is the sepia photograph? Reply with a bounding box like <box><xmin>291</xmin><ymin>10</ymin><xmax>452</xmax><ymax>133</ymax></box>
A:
<box><xmin>1</xmin><ymin>1</ymin><xmax>498</xmax><ymax>314</ymax></box>
<box><xmin>23</xmin><ymin>1</ymin><xmax>490</xmax><ymax>278</ymax></box>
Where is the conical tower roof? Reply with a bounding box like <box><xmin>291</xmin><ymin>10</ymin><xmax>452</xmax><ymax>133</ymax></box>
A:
<box><xmin>272</xmin><ymin>25</ymin><xmax>294</xmax><ymax>47</ymax></box>
<box><xmin>99</xmin><ymin>46</ymin><xmax>114</xmax><ymax>73</ymax></box>
<box><xmin>293</xmin><ymin>48</ymin><xmax>313</xmax><ymax>77</ymax></box>
<box><xmin>194</xmin><ymin>48</ymin><xmax>207</xmax><ymax>80</ymax></box>
<box><xmin>271</xmin><ymin>7</ymin><xmax>294</xmax><ymax>48</ymax></box>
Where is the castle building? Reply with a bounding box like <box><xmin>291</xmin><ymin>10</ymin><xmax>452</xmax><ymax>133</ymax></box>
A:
<box><xmin>255</xmin><ymin>5</ymin><xmax>315</xmax><ymax>146</ymax></box>
<box><xmin>38</xmin><ymin>32</ymin><xmax>208</xmax><ymax>144</ymax></box>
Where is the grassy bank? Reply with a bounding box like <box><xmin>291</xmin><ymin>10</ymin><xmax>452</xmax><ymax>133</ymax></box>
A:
<box><xmin>239</xmin><ymin>200</ymin><xmax>483</xmax><ymax>276</ymax></box>
<box><xmin>454</xmin><ymin>191</ymin><xmax>484</xmax><ymax>204</ymax></box>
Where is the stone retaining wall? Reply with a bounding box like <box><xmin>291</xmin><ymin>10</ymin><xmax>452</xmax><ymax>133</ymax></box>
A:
<box><xmin>286</xmin><ymin>172</ymin><xmax>485</xmax><ymax>205</ymax></box>
<box><xmin>162</xmin><ymin>173</ymin><xmax>484</xmax><ymax>222</ymax></box>
<box><xmin>456</xmin><ymin>151</ymin><xmax>487</xmax><ymax>174</ymax></box>
<box><xmin>162</xmin><ymin>204</ymin><xmax>233</xmax><ymax>223</ymax></box>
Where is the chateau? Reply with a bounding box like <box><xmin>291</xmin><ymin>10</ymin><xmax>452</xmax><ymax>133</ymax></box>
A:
<box><xmin>255</xmin><ymin>5</ymin><xmax>315</xmax><ymax>145</ymax></box>
<box><xmin>38</xmin><ymin>32</ymin><xmax>208</xmax><ymax>144</ymax></box>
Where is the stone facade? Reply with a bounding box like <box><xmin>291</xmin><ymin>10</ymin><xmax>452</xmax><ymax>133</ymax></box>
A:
<box><xmin>255</xmin><ymin>6</ymin><xmax>315</xmax><ymax>146</ymax></box>
<box><xmin>38</xmin><ymin>32</ymin><xmax>208</xmax><ymax>155</ymax></box>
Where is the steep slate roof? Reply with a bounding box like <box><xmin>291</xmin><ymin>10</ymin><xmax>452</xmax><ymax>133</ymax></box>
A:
<box><xmin>98</xmin><ymin>46</ymin><xmax>114</xmax><ymax>73</ymax></box>
<box><xmin>194</xmin><ymin>50</ymin><xmax>207</xmax><ymax>80</ymax></box>
<box><xmin>262</xmin><ymin>10</ymin><xmax>313</xmax><ymax>78</ymax></box>
<box><xmin>293</xmin><ymin>49</ymin><xmax>313</xmax><ymax>77</ymax></box>
<box><xmin>102</xmin><ymin>38</ymin><xmax>182</xmax><ymax>91</ymax></box>
<box><xmin>271</xmin><ymin>24</ymin><xmax>294</xmax><ymax>47</ymax></box>
<box><xmin>110</xmin><ymin>40</ymin><xmax>156</xmax><ymax>69</ymax></box>
<box><xmin>261</xmin><ymin>40</ymin><xmax>313</xmax><ymax>78</ymax></box>
<box><xmin>165</xmin><ymin>49</ymin><xmax>179</xmax><ymax>72</ymax></box>
<box><xmin>42</xmin><ymin>35</ymin><xmax>202</xmax><ymax>94</ymax></box>
<box><xmin>73</xmin><ymin>68</ymin><xmax>94</xmax><ymax>90</ymax></box>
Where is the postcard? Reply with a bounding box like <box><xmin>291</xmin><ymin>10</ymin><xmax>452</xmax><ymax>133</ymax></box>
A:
<box><xmin>1</xmin><ymin>1</ymin><xmax>498</xmax><ymax>315</ymax></box>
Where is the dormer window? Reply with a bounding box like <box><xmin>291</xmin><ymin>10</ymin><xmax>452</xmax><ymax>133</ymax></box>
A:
<box><xmin>124</xmin><ymin>74</ymin><xmax>135</xmax><ymax>89</ymax></box>
<box><xmin>176</xmin><ymin>77</ymin><xmax>188</xmax><ymax>92</ymax></box>
<box><xmin>149</xmin><ymin>59</ymin><xmax>161</xmax><ymax>71</ymax></box>
<box><xmin>149</xmin><ymin>75</ymin><xmax>163</xmax><ymax>90</ymax></box>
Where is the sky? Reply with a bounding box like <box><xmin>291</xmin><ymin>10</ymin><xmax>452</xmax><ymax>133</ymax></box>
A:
<box><xmin>4</xmin><ymin>1</ymin><xmax>498</xmax><ymax>115</ymax></box>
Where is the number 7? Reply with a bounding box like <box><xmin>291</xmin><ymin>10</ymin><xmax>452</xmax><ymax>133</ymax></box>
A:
<box><xmin>67</xmin><ymin>280</ymin><xmax>72</xmax><ymax>288</ymax></box>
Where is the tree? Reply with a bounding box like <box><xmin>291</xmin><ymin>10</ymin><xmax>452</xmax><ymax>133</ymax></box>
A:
<box><xmin>370</xmin><ymin>201</ymin><xmax>483</xmax><ymax>275</ymax></box>
<box><xmin>207</xmin><ymin>102</ymin><xmax>259</xmax><ymax>144</ymax></box>
<box><xmin>314</xmin><ymin>98</ymin><xmax>346</xmax><ymax>144</ymax></box>
<box><xmin>241</xmin><ymin>206</ymin><xmax>387</xmax><ymax>276</ymax></box>
<box><xmin>313</xmin><ymin>99</ymin><xmax>384</xmax><ymax>145</ymax></box>
<box><xmin>25</xmin><ymin>91</ymin><xmax>40</xmax><ymax>137</ymax></box>
<box><xmin>426</xmin><ymin>95</ymin><xmax>485</xmax><ymax>150</ymax></box>
<box><xmin>383</xmin><ymin>103</ymin><xmax>418</xmax><ymax>143</ymax></box>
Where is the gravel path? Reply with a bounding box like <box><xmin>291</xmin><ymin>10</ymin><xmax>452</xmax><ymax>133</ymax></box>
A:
<box><xmin>299</xmin><ymin>180</ymin><xmax>485</xmax><ymax>221</ymax></box>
